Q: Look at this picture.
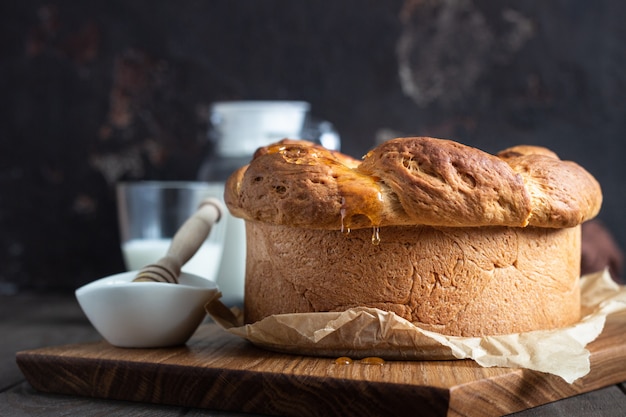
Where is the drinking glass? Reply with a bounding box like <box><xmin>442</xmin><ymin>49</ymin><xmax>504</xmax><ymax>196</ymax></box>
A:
<box><xmin>116</xmin><ymin>181</ymin><xmax>226</xmax><ymax>282</ymax></box>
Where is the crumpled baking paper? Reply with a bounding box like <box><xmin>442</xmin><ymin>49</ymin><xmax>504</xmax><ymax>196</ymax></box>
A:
<box><xmin>206</xmin><ymin>269</ymin><xmax>626</xmax><ymax>383</ymax></box>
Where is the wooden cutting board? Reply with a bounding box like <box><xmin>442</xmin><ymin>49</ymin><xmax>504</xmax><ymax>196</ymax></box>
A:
<box><xmin>16</xmin><ymin>310</ymin><xmax>626</xmax><ymax>417</ymax></box>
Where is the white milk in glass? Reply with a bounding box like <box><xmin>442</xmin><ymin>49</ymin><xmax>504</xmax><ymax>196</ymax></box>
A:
<box><xmin>122</xmin><ymin>239</ymin><xmax>223</xmax><ymax>281</ymax></box>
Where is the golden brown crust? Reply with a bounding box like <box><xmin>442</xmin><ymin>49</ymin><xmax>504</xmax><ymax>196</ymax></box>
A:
<box><xmin>224</xmin><ymin>139</ymin><xmax>364</xmax><ymax>229</ymax></box>
<box><xmin>225</xmin><ymin>137</ymin><xmax>602</xmax><ymax>229</ymax></box>
<box><xmin>497</xmin><ymin>145</ymin><xmax>602</xmax><ymax>227</ymax></box>
<box><xmin>358</xmin><ymin>137</ymin><xmax>532</xmax><ymax>227</ymax></box>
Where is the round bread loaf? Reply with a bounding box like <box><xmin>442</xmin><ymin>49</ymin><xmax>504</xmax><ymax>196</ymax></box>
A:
<box><xmin>224</xmin><ymin>137</ymin><xmax>603</xmax><ymax>336</ymax></box>
<box><xmin>244</xmin><ymin>222</ymin><xmax>581</xmax><ymax>336</ymax></box>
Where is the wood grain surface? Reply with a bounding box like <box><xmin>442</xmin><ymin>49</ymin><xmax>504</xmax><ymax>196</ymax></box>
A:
<box><xmin>15</xmin><ymin>310</ymin><xmax>626</xmax><ymax>417</ymax></box>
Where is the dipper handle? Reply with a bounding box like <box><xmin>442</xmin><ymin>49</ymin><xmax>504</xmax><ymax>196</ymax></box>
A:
<box><xmin>133</xmin><ymin>198</ymin><xmax>223</xmax><ymax>284</ymax></box>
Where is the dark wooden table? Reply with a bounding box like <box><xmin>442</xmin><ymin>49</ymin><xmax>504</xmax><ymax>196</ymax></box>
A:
<box><xmin>2</xmin><ymin>293</ymin><xmax>626</xmax><ymax>416</ymax></box>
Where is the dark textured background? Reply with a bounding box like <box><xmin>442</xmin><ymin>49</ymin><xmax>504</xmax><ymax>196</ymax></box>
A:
<box><xmin>1</xmin><ymin>0</ymin><xmax>625</xmax><ymax>293</ymax></box>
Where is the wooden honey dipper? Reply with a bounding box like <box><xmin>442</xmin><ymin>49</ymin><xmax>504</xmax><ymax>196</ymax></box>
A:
<box><xmin>133</xmin><ymin>197</ymin><xmax>223</xmax><ymax>284</ymax></box>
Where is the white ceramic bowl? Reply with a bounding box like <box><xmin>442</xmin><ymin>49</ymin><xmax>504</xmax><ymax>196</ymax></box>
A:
<box><xmin>76</xmin><ymin>271</ymin><xmax>219</xmax><ymax>348</ymax></box>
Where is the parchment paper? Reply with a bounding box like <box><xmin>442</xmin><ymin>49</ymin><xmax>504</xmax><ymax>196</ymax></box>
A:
<box><xmin>206</xmin><ymin>269</ymin><xmax>626</xmax><ymax>383</ymax></box>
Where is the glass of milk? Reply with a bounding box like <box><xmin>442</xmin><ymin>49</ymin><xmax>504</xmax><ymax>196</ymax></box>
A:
<box><xmin>116</xmin><ymin>181</ymin><xmax>226</xmax><ymax>283</ymax></box>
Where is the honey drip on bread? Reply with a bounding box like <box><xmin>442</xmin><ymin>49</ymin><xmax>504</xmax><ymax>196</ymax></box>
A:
<box><xmin>340</xmin><ymin>201</ymin><xmax>351</xmax><ymax>235</ymax></box>
<box><xmin>371</xmin><ymin>226</ymin><xmax>381</xmax><ymax>245</ymax></box>
<box><xmin>336</xmin><ymin>173</ymin><xmax>384</xmax><ymax>244</ymax></box>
